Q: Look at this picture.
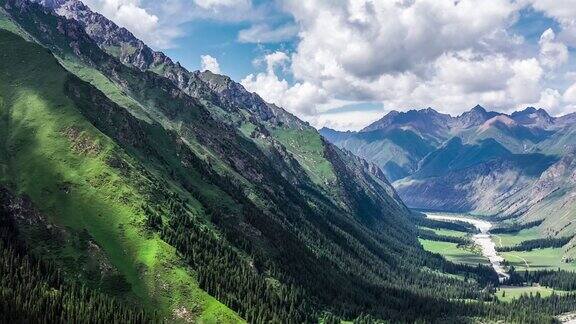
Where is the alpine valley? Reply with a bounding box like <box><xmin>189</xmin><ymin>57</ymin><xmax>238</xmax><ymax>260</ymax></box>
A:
<box><xmin>2</xmin><ymin>0</ymin><xmax>576</xmax><ymax>323</ymax></box>
<box><xmin>321</xmin><ymin>105</ymin><xmax>576</xmax><ymax>243</ymax></box>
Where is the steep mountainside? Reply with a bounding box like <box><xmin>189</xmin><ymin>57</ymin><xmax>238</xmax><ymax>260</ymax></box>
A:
<box><xmin>321</xmin><ymin>127</ymin><xmax>436</xmax><ymax>181</ymax></box>
<box><xmin>510</xmin><ymin>107</ymin><xmax>555</xmax><ymax>128</ymax></box>
<box><xmin>0</xmin><ymin>0</ymin><xmax>511</xmax><ymax>322</ymax></box>
<box><xmin>30</xmin><ymin>0</ymin><xmax>403</xmax><ymax>214</ymax></box>
<box><xmin>394</xmin><ymin>137</ymin><xmax>557</xmax><ymax>211</ymax></box>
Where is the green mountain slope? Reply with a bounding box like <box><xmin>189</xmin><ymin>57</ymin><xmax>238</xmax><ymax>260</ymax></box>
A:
<box><xmin>5</xmin><ymin>1</ymin><xmax>576</xmax><ymax>322</ymax></box>
<box><xmin>0</xmin><ymin>29</ymin><xmax>241</xmax><ymax>322</ymax></box>
<box><xmin>0</xmin><ymin>2</ymin><xmax>507</xmax><ymax>322</ymax></box>
<box><xmin>320</xmin><ymin>127</ymin><xmax>436</xmax><ymax>181</ymax></box>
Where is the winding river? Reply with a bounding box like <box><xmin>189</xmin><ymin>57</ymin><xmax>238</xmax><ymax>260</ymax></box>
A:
<box><xmin>425</xmin><ymin>212</ymin><xmax>510</xmax><ymax>281</ymax></box>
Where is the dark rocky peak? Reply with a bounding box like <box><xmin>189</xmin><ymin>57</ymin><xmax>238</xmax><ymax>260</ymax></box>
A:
<box><xmin>521</xmin><ymin>107</ymin><xmax>538</xmax><ymax>114</ymax></box>
<box><xmin>399</xmin><ymin>108</ymin><xmax>452</xmax><ymax>126</ymax></box>
<box><xmin>360</xmin><ymin>110</ymin><xmax>400</xmax><ymax>132</ymax></box>
<box><xmin>29</xmin><ymin>0</ymin><xmax>278</xmax><ymax>122</ymax></box>
<box><xmin>557</xmin><ymin>112</ymin><xmax>576</xmax><ymax>126</ymax></box>
<box><xmin>194</xmin><ymin>70</ymin><xmax>275</xmax><ymax>121</ymax></box>
<box><xmin>471</xmin><ymin>104</ymin><xmax>487</xmax><ymax>113</ymax></box>
<box><xmin>319</xmin><ymin>127</ymin><xmax>355</xmax><ymax>135</ymax></box>
<box><xmin>361</xmin><ymin>107</ymin><xmax>451</xmax><ymax>133</ymax></box>
<box><xmin>454</xmin><ymin>104</ymin><xmax>500</xmax><ymax>128</ymax></box>
<box><xmin>30</xmin><ymin>0</ymin><xmax>67</xmax><ymax>8</ymax></box>
<box><xmin>319</xmin><ymin>127</ymin><xmax>356</xmax><ymax>142</ymax></box>
<box><xmin>510</xmin><ymin>107</ymin><xmax>555</xmax><ymax>128</ymax></box>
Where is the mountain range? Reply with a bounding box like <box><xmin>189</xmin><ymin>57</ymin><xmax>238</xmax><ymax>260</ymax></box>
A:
<box><xmin>3</xmin><ymin>0</ymin><xmax>576</xmax><ymax>322</ymax></box>
<box><xmin>0</xmin><ymin>0</ymin><xmax>511</xmax><ymax>322</ymax></box>
<box><xmin>321</xmin><ymin>105</ymin><xmax>576</xmax><ymax>258</ymax></box>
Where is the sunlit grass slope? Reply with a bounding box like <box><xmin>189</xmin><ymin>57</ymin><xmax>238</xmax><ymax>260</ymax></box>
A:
<box><xmin>501</xmin><ymin>248</ymin><xmax>576</xmax><ymax>272</ymax></box>
<box><xmin>419</xmin><ymin>239</ymin><xmax>489</xmax><ymax>266</ymax></box>
<box><xmin>496</xmin><ymin>286</ymin><xmax>566</xmax><ymax>302</ymax></box>
<box><xmin>0</xmin><ymin>29</ymin><xmax>241</xmax><ymax>322</ymax></box>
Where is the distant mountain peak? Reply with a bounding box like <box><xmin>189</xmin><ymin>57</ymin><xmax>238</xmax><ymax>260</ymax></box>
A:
<box><xmin>513</xmin><ymin>106</ymin><xmax>551</xmax><ymax>117</ymax></box>
<box><xmin>360</xmin><ymin>107</ymin><xmax>451</xmax><ymax>142</ymax></box>
<box><xmin>510</xmin><ymin>107</ymin><xmax>554</xmax><ymax>127</ymax></box>
<box><xmin>471</xmin><ymin>104</ymin><xmax>487</xmax><ymax>112</ymax></box>
<box><xmin>454</xmin><ymin>105</ymin><xmax>500</xmax><ymax>129</ymax></box>
<box><xmin>522</xmin><ymin>107</ymin><xmax>538</xmax><ymax>113</ymax></box>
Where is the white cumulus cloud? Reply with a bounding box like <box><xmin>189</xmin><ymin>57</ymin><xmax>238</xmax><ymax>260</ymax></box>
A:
<box><xmin>539</xmin><ymin>28</ymin><xmax>569</xmax><ymax>69</ymax></box>
<box><xmin>200</xmin><ymin>55</ymin><xmax>221</xmax><ymax>74</ymax></box>
<box><xmin>82</xmin><ymin>0</ymin><xmax>179</xmax><ymax>48</ymax></box>
<box><xmin>237</xmin><ymin>0</ymin><xmax>576</xmax><ymax>127</ymax></box>
<box><xmin>528</xmin><ymin>0</ymin><xmax>576</xmax><ymax>47</ymax></box>
<box><xmin>564</xmin><ymin>82</ymin><xmax>576</xmax><ymax>103</ymax></box>
<box><xmin>241</xmin><ymin>51</ymin><xmax>327</xmax><ymax>115</ymax></box>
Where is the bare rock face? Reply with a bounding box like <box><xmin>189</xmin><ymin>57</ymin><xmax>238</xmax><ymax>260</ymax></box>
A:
<box><xmin>30</xmin><ymin>0</ymin><xmax>279</xmax><ymax>124</ymax></box>
<box><xmin>557</xmin><ymin>113</ymin><xmax>576</xmax><ymax>127</ymax></box>
<box><xmin>510</xmin><ymin>107</ymin><xmax>555</xmax><ymax>128</ymax></box>
<box><xmin>394</xmin><ymin>159</ymin><xmax>529</xmax><ymax>212</ymax></box>
<box><xmin>0</xmin><ymin>187</ymin><xmax>47</xmax><ymax>226</ymax></box>
<box><xmin>452</xmin><ymin>105</ymin><xmax>500</xmax><ymax>129</ymax></box>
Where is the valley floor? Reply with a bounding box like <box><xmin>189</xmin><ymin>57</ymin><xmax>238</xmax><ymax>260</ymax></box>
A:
<box><xmin>419</xmin><ymin>211</ymin><xmax>576</xmax><ymax>302</ymax></box>
<box><xmin>419</xmin><ymin>239</ymin><xmax>489</xmax><ymax>266</ymax></box>
<box><xmin>420</xmin><ymin>212</ymin><xmax>576</xmax><ymax>272</ymax></box>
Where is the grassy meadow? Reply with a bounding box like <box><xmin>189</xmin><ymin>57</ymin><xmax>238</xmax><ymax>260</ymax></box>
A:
<box><xmin>419</xmin><ymin>238</ymin><xmax>489</xmax><ymax>266</ymax></box>
<box><xmin>501</xmin><ymin>248</ymin><xmax>576</xmax><ymax>272</ymax></box>
<box><xmin>495</xmin><ymin>286</ymin><xmax>567</xmax><ymax>302</ymax></box>
<box><xmin>493</xmin><ymin>228</ymin><xmax>541</xmax><ymax>248</ymax></box>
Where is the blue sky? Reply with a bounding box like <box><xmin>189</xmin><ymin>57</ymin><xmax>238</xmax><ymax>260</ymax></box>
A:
<box><xmin>163</xmin><ymin>19</ymin><xmax>295</xmax><ymax>81</ymax></box>
<box><xmin>84</xmin><ymin>0</ymin><xmax>576</xmax><ymax>130</ymax></box>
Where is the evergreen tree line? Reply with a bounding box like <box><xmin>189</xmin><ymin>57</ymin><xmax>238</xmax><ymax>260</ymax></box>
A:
<box><xmin>150</xmin><ymin>188</ymin><xmax>576</xmax><ymax>323</ymax></box>
<box><xmin>491</xmin><ymin>220</ymin><xmax>544</xmax><ymax>234</ymax></box>
<box><xmin>322</xmin><ymin>293</ymin><xmax>576</xmax><ymax>323</ymax></box>
<box><xmin>497</xmin><ymin>236</ymin><xmax>572</xmax><ymax>252</ymax></box>
<box><xmin>484</xmin><ymin>292</ymin><xmax>576</xmax><ymax>323</ymax></box>
<box><xmin>412</xmin><ymin>214</ymin><xmax>478</xmax><ymax>233</ymax></box>
<box><xmin>506</xmin><ymin>267</ymin><xmax>576</xmax><ymax>291</ymax></box>
<box><xmin>0</xmin><ymin>190</ymin><xmax>157</xmax><ymax>323</ymax></box>
<box><xmin>418</xmin><ymin>228</ymin><xmax>471</xmax><ymax>245</ymax></box>
<box><xmin>146</xmin><ymin>199</ymin><xmax>315</xmax><ymax>323</ymax></box>
<box><xmin>142</xmin><ymin>184</ymin><xmax>502</xmax><ymax>322</ymax></box>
